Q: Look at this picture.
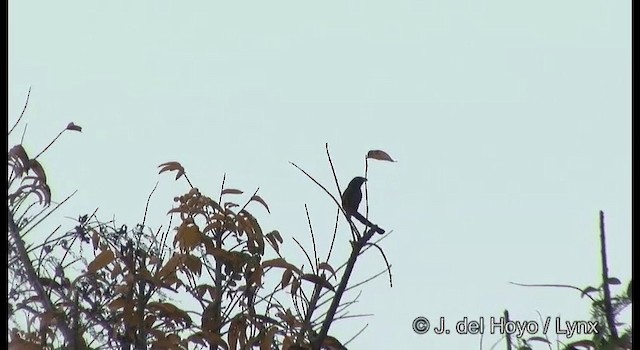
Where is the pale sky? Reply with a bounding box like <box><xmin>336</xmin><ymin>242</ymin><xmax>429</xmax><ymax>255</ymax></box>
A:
<box><xmin>9</xmin><ymin>0</ymin><xmax>631</xmax><ymax>349</ymax></box>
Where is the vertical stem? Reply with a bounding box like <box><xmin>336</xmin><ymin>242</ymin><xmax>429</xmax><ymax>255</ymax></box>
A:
<box><xmin>8</xmin><ymin>209</ymin><xmax>76</xmax><ymax>347</ymax></box>
<box><xmin>598</xmin><ymin>210</ymin><xmax>618</xmax><ymax>339</ymax></box>
<box><xmin>214</xmin><ymin>230</ymin><xmax>223</xmax><ymax>334</ymax></box>
<box><xmin>313</xmin><ymin>228</ymin><xmax>376</xmax><ymax>350</ymax></box>
<box><xmin>504</xmin><ymin>310</ymin><xmax>512</xmax><ymax>350</ymax></box>
<box><xmin>296</xmin><ymin>284</ymin><xmax>322</xmax><ymax>345</ymax></box>
<box><xmin>364</xmin><ymin>159</ymin><xmax>369</xmax><ymax>220</ymax></box>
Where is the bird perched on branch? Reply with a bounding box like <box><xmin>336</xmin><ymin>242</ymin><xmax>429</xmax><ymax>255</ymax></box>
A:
<box><xmin>341</xmin><ymin>176</ymin><xmax>385</xmax><ymax>234</ymax></box>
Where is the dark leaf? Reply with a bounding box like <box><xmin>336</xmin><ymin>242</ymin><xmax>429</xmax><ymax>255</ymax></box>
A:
<box><xmin>66</xmin><ymin>122</ymin><xmax>82</xmax><ymax>132</ymax></box>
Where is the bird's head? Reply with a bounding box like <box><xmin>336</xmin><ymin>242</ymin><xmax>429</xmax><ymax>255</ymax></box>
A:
<box><xmin>350</xmin><ymin>176</ymin><xmax>367</xmax><ymax>187</ymax></box>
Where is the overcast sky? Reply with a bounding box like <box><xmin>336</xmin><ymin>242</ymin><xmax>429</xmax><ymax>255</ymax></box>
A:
<box><xmin>9</xmin><ymin>0</ymin><xmax>631</xmax><ymax>349</ymax></box>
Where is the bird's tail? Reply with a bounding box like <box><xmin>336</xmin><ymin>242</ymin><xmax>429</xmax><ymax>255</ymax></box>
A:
<box><xmin>351</xmin><ymin>211</ymin><xmax>385</xmax><ymax>234</ymax></box>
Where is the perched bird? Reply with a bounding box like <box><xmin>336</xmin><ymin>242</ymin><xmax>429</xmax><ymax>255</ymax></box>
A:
<box><xmin>341</xmin><ymin>176</ymin><xmax>366</xmax><ymax>218</ymax></box>
<box><xmin>341</xmin><ymin>176</ymin><xmax>385</xmax><ymax>234</ymax></box>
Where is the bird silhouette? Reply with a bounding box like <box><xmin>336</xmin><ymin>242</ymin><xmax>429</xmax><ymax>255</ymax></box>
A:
<box><xmin>341</xmin><ymin>176</ymin><xmax>385</xmax><ymax>234</ymax></box>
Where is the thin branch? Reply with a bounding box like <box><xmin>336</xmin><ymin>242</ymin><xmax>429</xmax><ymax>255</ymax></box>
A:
<box><xmin>9</xmin><ymin>86</ymin><xmax>31</xmax><ymax>136</ymax></box>
<box><xmin>20</xmin><ymin>123</ymin><xmax>28</xmax><ymax>144</ymax></box>
<box><xmin>325</xmin><ymin>143</ymin><xmax>342</xmax><ymax>203</ymax></box>
<box><xmin>142</xmin><ymin>181</ymin><xmax>159</xmax><ymax>227</ymax></box>
<box><xmin>345</xmin><ymin>267</ymin><xmax>393</xmax><ymax>292</ymax></box>
<box><xmin>325</xmin><ymin>209</ymin><xmax>340</xmax><ymax>265</ymax></box>
<box><xmin>333</xmin><ymin>313</ymin><xmax>374</xmax><ymax>321</ymax></box>
<box><xmin>364</xmin><ymin>158</ymin><xmax>370</xmax><ymax>224</ymax></box>
<box><xmin>292</xmin><ymin>235</ymin><xmax>316</xmax><ymax>275</ymax></box>
<box><xmin>289</xmin><ymin>161</ymin><xmax>359</xmax><ymax>241</ymax></box>
<box><xmin>508</xmin><ymin>282</ymin><xmax>597</xmax><ymax>302</ymax></box>
<box><xmin>362</xmin><ymin>242</ymin><xmax>393</xmax><ymax>287</ymax></box>
<box><xmin>33</xmin><ymin>127</ymin><xmax>68</xmax><ymax>160</ymax></box>
<box><xmin>22</xmin><ymin>190</ymin><xmax>78</xmax><ymax>237</ymax></box>
<box><xmin>599</xmin><ymin>210</ymin><xmax>618</xmax><ymax>339</ymax></box>
<box><xmin>344</xmin><ymin>323</ymin><xmax>369</xmax><ymax>347</ymax></box>
<box><xmin>238</xmin><ymin>187</ymin><xmax>260</xmax><ymax>214</ymax></box>
<box><xmin>504</xmin><ymin>310</ymin><xmax>512</xmax><ymax>350</ymax></box>
<box><xmin>305</xmin><ymin>204</ymin><xmax>319</xmax><ymax>270</ymax></box>
<box><xmin>534</xmin><ymin>310</ymin><xmax>554</xmax><ymax>350</ymax></box>
<box><xmin>218</xmin><ymin>173</ymin><xmax>226</xmax><ymax>204</ymax></box>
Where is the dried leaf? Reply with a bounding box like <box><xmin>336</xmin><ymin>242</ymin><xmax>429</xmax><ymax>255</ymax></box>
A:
<box><xmin>323</xmin><ymin>335</ymin><xmax>348</xmax><ymax>350</ymax></box>
<box><xmin>158</xmin><ymin>161</ymin><xmax>185</xmax><ymax>180</ymax></box>
<box><xmin>28</xmin><ymin>160</ymin><xmax>47</xmax><ymax>183</ymax></box>
<box><xmin>262</xmin><ymin>258</ymin><xmax>301</xmax><ymax>274</ymax></box>
<box><xmin>108</xmin><ymin>297</ymin><xmax>128</xmax><ymax>311</ymax></box>
<box><xmin>281</xmin><ymin>269</ymin><xmax>293</xmax><ymax>289</ymax></box>
<box><xmin>203</xmin><ymin>217</ymin><xmax>225</xmax><ymax>234</ymax></box>
<box><xmin>366</xmin><ymin>149</ymin><xmax>396</xmax><ymax>162</ymax></box>
<box><xmin>260</xmin><ymin>327</ymin><xmax>279</xmax><ymax>350</ymax></box>
<box><xmin>35</xmin><ymin>183</ymin><xmax>52</xmax><ymax>206</ymax></box>
<box><xmin>187</xmin><ymin>333</ymin><xmax>207</xmax><ymax>347</ymax></box>
<box><xmin>564</xmin><ymin>340</ymin><xmax>596</xmax><ymax>349</ymax></box>
<box><xmin>175</xmin><ymin>224</ymin><xmax>203</xmax><ymax>251</ymax></box>
<box><xmin>581</xmin><ymin>286</ymin><xmax>599</xmax><ymax>298</ymax></box>
<box><xmin>318</xmin><ymin>262</ymin><xmax>336</xmax><ymax>279</ymax></box>
<box><xmin>527</xmin><ymin>336</ymin><xmax>551</xmax><ymax>344</ymax></box>
<box><xmin>110</xmin><ymin>263</ymin><xmax>122</xmax><ymax>279</ymax></box>
<box><xmin>91</xmin><ymin>229</ymin><xmax>100</xmax><ymax>251</ymax></box>
<box><xmin>250</xmin><ymin>195</ymin><xmax>270</xmax><ymax>213</ymax></box>
<box><xmin>88</xmin><ymin>249</ymin><xmax>115</xmax><ymax>273</ymax></box>
<box><xmin>38</xmin><ymin>310</ymin><xmax>58</xmax><ymax>327</ymax></box>
<box><xmin>265</xmin><ymin>233</ymin><xmax>280</xmax><ymax>253</ymax></box>
<box><xmin>184</xmin><ymin>254</ymin><xmax>203</xmax><ymax>276</ymax></box>
<box><xmin>606</xmin><ymin>277</ymin><xmax>621</xmax><ymax>285</ymax></box>
<box><xmin>249</xmin><ymin>266</ymin><xmax>263</xmax><ymax>286</ymax></box>
<box><xmin>222</xmin><ymin>188</ymin><xmax>243</xmax><ymax>195</ymax></box>
<box><xmin>228</xmin><ymin>318</ymin><xmax>241</xmax><ymax>350</ymax></box>
<box><xmin>144</xmin><ymin>315</ymin><xmax>157</xmax><ymax>328</ymax></box>
<box><xmin>300</xmin><ymin>273</ymin><xmax>335</xmax><ymax>292</ymax></box>
<box><xmin>167</xmin><ymin>334</ymin><xmax>180</xmax><ymax>345</ymax></box>
<box><xmin>8</xmin><ymin>337</ymin><xmax>41</xmax><ymax>350</ymax></box>
<box><xmin>290</xmin><ymin>278</ymin><xmax>300</xmax><ymax>296</ymax></box>
<box><xmin>66</xmin><ymin>122</ymin><xmax>82</xmax><ymax>132</ymax></box>
<box><xmin>156</xmin><ymin>255</ymin><xmax>180</xmax><ymax>280</ymax></box>
<box><xmin>270</xmin><ymin>230</ymin><xmax>283</xmax><ymax>243</ymax></box>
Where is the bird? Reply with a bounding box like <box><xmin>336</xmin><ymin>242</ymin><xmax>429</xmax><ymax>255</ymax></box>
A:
<box><xmin>341</xmin><ymin>176</ymin><xmax>385</xmax><ymax>234</ymax></box>
<box><xmin>341</xmin><ymin>176</ymin><xmax>366</xmax><ymax>218</ymax></box>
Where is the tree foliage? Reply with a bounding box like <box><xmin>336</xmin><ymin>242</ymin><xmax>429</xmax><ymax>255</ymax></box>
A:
<box><xmin>8</xmin><ymin>94</ymin><xmax>395</xmax><ymax>350</ymax></box>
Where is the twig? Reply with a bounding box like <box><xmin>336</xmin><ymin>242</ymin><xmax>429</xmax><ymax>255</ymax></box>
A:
<box><xmin>345</xmin><ymin>266</ymin><xmax>392</xmax><ymax>292</ymax></box>
<box><xmin>20</xmin><ymin>123</ymin><xmax>28</xmax><ymax>144</ymax></box>
<box><xmin>22</xmin><ymin>190</ymin><xmax>78</xmax><ymax>237</ymax></box>
<box><xmin>305</xmin><ymin>204</ymin><xmax>319</xmax><ymax>269</ymax></box>
<box><xmin>289</xmin><ymin>161</ymin><xmax>358</xmax><ymax>241</ymax></box>
<box><xmin>33</xmin><ymin>127</ymin><xmax>68</xmax><ymax>160</ymax></box>
<box><xmin>362</xmin><ymin>242</ymin><xmax>393</xmax><ymax>287</ymax></box>
<box><xmin>326</xmin><ymin>209</ymin><xmax>340</xmax><ymax>265</ymax></box>
<box><xmin>599</xmin><ymin>210</ymin><xmax>618</xmax><ymax>339</ymax></box>
<box><xmin>292</xmin><ymin>235</ymin><xmax>316</xmax><ymax>275</ymax></box>
<box><xmin>9</xmin><ymin>86</ymin><xmax>31</xmax><ymax>136</ymax></box>
<box><xmin>296</xmin><ymin>284</ymin><xmax>322</xmax><ymax>345</ymax></box>
<box><xmin>364</xmin><ymin>158</ymin><xmax>370</xmax><ymax>224</ymax></box>
<box><xmin>508</xmin><ymin>282</ymin><xmax>597</xmax><ymax>303</ymax></box>
<box><xmin>325</xmin><ymin>143</ymin><xmax>342</xmax><ymax>200</ymax></box>
<box><xmin>344</xmin><ymin>323</ymin><xmax>369</xmax><ymax>347</ymax></box>
<box><xmin>142</xmin><ymin>181</ymin><xmax>159</xmax><ymax>227</ymax></box>
<box><xmin>504</xmin><ymin>310</ymin><xmax>512</xmax><ymax>350</ymax></box>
